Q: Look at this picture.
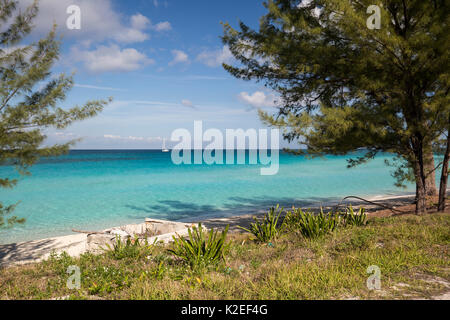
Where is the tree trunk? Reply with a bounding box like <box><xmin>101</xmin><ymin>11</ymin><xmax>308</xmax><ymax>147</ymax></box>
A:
<box><xmin>415</xmin><ymin>169</ymin><xmax>428</xmax><ymax>215</ymax></box>
<box><xmin>438</xmin><ymin>121</ymin><xmax>450</xmax><ymax>212</ymax></box>
<box><xmin>424</xmin><ymin>149</ymin><xmax>438</xmax><ymax>197</ymax></box>
<box><xmin>413</xmin><ymin>144</ymin><xmax>428</xmax><ymax>215</ymax></box>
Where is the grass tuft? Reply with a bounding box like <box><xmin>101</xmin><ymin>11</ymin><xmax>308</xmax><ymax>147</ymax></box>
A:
<box><xmin>168</xmin><ymin>223</ymin><xmax>230</xmax><ymax>272</ymax></box>
<box><xmin>284</xmin><ymin>208</ymin><xmax>339</xmax><ymax>238</ymax></box>
<box><xmin>238</xmin><ymin>205</ymin><xmax>284</xmax><ymax>243</ymax></box>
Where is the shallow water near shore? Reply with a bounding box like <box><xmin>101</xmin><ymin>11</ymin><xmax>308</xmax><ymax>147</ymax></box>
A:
<box><xmin>0</xmin><ymin>150</ymin><xmax>418</xmax><ymax>244</ymax></box>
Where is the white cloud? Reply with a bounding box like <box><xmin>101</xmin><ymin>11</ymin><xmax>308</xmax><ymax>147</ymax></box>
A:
<box><xmin>131</xmin><ymin>14</ymin><xmax>150</xmax><ymax>30</ymax></box>
<box><xmin>153</xmin><ymin>0</ymin><xmax>169</xmax><ymax>8</ymax></box>
<box><xmin>72</xmin><ymin>44</ymin><xmax>154</xmax><ymax>73</ymax></box>
<box><xmin>113</xmin><ymin>28</ymin><xmax>149</xmax><ymax>44</ymax></box>
<box><xmin>74</xmin><ymin>84</ymin><xmax>127</xmax><ymax>92</ymax></box>
<box><xmin>129</xmin><ymin>14</ymin><xmax>171</xmax><ymax>33</ymax></box>
<box><xmin>154</xmin><ymin>21</ymin><xmax>172</xmax><ymax>32</ymax></box>
<box><xmin>106</xmin><ymin>100</ymin><xmax>186</xmax><ymax>111</ymax></box>
<box><xmin>104</xmin><ymin>134</ymin><xmax>122</xmax><ymax>139</ymax></box>
<box><xmin>19</xmin><ymin>0</ymin><xmax>169</xmax><ymax>44</ymax></box>
<box><xmin>104</xmin><ymin>134</ymin><xmax>162</xmax><ymax>142</ymax></box>
<box><xmin>169</xmin><ymin>50</ymin><xmax>189</xmax><ymax>66</ymax></box>
<box><xmin>95</xmin><ymin>134</ymin><xmax>165</xmax><ymax>149</ymax></box>
<box><xmin>196</xmin><ymin>46</ymin><xmax>234</xmax><ymax>67</ymax></box>
<box><xmin>48</xmin><ymin>131</ymin><xmax>78</xmax><ymax>138</ymax></box>
<box><xmin>141</xmin><ymin>74</ymin><xmax>227</xmax><ymax>81</ymax></box>
<box><xmin>238</xmin><ymin>91</ymin><xmax>279</xmax><ymax>108</ymax></box>
<box><xmin>181</xmin><ymin>99</ymin><xmax>195</xmax><ymax>108</ymax></box>
<box><xmin>108</xmin><ymin>99</ymin><xmax>199</xmax><ymax>111</ymax></box>
<box><xmin>112</xmin><ymin>13</ymin><xmax>152</xmax><ymax>43</ymax></box>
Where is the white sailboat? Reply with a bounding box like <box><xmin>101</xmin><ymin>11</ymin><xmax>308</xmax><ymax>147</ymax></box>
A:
<box><xmin>162</xmin><ymin>138</ymin><xmax>169</xmax><ymax>152</ymax></box>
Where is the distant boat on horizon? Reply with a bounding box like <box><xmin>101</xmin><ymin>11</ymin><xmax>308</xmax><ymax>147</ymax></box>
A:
<box><xmin>162</xmin><ymin>138</ymin><xmax>170</xmax><ymax>152</ymax></box>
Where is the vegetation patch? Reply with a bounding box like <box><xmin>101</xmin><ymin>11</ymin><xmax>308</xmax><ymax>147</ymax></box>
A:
<box><xmin>168</xmin><ymin>223</ymin><xmax>230</xmax><ymax>272</ymax></box>
<box><xmin>238</xmin><ymin>205</ymin><xmax>284</xmax><ymax>243</ymax></box>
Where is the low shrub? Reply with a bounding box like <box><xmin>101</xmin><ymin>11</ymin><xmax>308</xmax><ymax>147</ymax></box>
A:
<box><xmin>340</xmin><ymin>206</ymin><xmax>367</xmax><ymax>227</ymax></box>
<box><xmin>168</xmin><ymin>223</ymin><xmax>230</xmax><ymax>271</ymax></box>
<box><xmin>238</xmin><ymin>205</ymin><xmax>285</xmax><ymax>243</ymax></box>
<box><xmin>43</xmin><ymin>251</ymin><xmax>76</xmax><ymax>277</ymax></box>
<box><xmin>104</xmin><ymin>236</ymin><xmax>153</xmax><ymax>260</ymax></box>
<box><xmin>284</xmin><ymin>208</ymin><xmax>340</xmax><ymax>238</ymax></box>
<box><xmin>86</xmin><ymin>265</ymin><xmax>131</xmax><ymax>295</ymax></box>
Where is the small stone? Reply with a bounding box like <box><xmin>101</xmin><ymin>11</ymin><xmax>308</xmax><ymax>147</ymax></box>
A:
<box><xmin>109</xmin><ymin>229</ymin><xmax>130</xmax><ymax>239</ymax></box>
<box><xmin>375</xmin><ymin>242</ymin><xmax>385</xmax><ymax>248</ymax></box>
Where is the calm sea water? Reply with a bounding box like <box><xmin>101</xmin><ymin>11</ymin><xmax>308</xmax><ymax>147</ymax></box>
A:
<box><xmin>0</xmin><ymin>150</ymin><xmax>415</xmax><ymax>244</ymax></box>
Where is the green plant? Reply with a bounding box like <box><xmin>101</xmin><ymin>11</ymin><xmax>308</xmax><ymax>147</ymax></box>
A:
<box><xmin>86</xmin><ymin>265</ymin><xmax>131</xmax><ymax>295</ymax></box>
<box><xmin>168</xmin><ymin>223</ymin><xmax>230</xmax><ymax>271</ymax></box>
<box><xmin>334</xmin><ymin>229</ymin><xmax>375</xmax><ymax>252</ymax></box>
<box><xmin>285</xmin><ymin>208</ymin><xmax>339</xmax><ymax>239</ymax></box>
<box><xmin>104</xmin><ymin>236</ymin><xmax>153</xmax><ymax>260</ymax></box>
<box><xmin>43</xmin><ymin>251</ymin><xmax>75</xmax><ymax>277</ymax></box>
<box><xmin>138</xmin><ymin>261</ymin><xmax>166</xmax><ymax>281</ymax></box>
<box><xmin>341</xmin><ymin>206</ymin><xmax>367</xmax><ymax>227</ymax></box>
<box><xmin>239</xmin><ymin>205</ymin><xmax>285</xmax><ymax>243</ymax></box>
<box><xmin>152</xmin><ymin>262</ymin><xmax>166</xmax><ymax>280</ymax></box>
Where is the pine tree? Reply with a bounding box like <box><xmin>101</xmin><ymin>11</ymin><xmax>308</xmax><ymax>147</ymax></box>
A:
<box><xmin>222</xmin><ymin>0</ymin><xmax>449</xmax><ymax>214</ymax></box>
<box><xmin>0</xmin><ymin>0</ymin><xmax>110</xmax><ymax>228</ymax></box>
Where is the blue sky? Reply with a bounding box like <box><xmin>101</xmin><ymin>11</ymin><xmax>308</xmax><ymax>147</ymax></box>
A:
<box><xmin>20</xmin><ymin>0</ymin><xmax>294</xmax><ymax>149</ymax></box>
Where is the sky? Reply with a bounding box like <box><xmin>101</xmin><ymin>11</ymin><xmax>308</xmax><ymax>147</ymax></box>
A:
<box><xmin>18</xmin><ymin>0</ymin><xmax>295</xmax><ymax>149</ymax></box>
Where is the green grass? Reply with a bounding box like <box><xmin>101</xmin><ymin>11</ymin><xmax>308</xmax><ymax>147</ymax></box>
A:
<box><xmin>284</xmin><ymin>208</ymin><xmax>340</xmax><ymax>238</ymax></box>
<box><xmin>0</xmin><ymin>212</ymin><xmax>449</xmax><ymax>300</ymax></box>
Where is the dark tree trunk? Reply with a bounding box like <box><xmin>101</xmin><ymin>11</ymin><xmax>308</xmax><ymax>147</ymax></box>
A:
<box><xmin>438</xmin><ymin>121</ymin><xmax>450</xmax><ymax>212</ymax></box>
<box><xmin>412</xmin><ymin>137</ymin><xmax>428</xmax><ymax>215</ymax></box>
<box><xmin>415</xmin><ymin>171</ymin><xmax>428</xmax><ymax>215</ymax></box>
<box><xmin>413</xmin><ymin>158</ymin><xmax>428</xmax><ymax>215</ymax></box>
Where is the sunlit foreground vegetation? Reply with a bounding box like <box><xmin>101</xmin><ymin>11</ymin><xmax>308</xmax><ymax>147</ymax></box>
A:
<box><xmin>0</xmin><ymin>207</ymin><xmax>449</xmax><ymax>300</ymax></box>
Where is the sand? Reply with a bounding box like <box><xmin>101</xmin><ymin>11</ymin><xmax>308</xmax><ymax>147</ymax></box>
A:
<box><xmin>0</xmin><ymin>233</ymin><xmax>87</xmax><ymax>267</ymax></box>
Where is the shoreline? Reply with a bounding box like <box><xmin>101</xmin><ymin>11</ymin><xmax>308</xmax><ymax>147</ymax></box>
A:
<box><xmin>0</xmin><ymin>191</ymin><xmax>417</xmax><ymax>245</ymax></box>
<box><xmin>177</xmin><ymin>192</ymin><xmax>418</xmax><ymax>223</ymax></box>
<box><xmin>0</xmin><ymin>193</ymin><xmax>420</xmax><ymax>268</ymax></box>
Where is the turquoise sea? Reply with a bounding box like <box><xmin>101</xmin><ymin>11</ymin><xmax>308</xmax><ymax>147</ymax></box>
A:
<box><xmin>0</xmin><ymin>150</ymin><xmax>416</xmax><ymax>244</ymax></box>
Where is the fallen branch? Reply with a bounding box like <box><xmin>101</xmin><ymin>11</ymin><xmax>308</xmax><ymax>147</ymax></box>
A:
<box><xmin>72</xmin><ymin>229</ymin><xmax>107</xmax><ymax>235</ymax></box>
<box><xmin>145</xmin><ymin>220</ymin><xmax>164</xmax><ymax>224</ymax></box>
<box><xmin>334</xmin><ymin>196</ymin><xmax>405</xmax><ymax>214</ymax></box>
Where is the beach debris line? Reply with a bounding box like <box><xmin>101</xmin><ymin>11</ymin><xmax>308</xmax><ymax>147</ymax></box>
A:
<box><xmin>72</xmin><ymin>229</ymin><xmax>107</xmax><ymax>235</ymax></box>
